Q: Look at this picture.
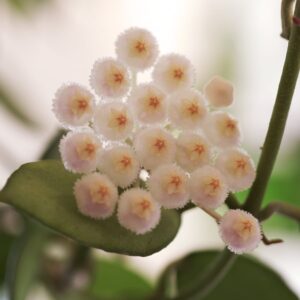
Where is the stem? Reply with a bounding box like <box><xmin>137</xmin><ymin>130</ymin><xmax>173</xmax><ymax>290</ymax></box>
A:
<box><xmin>200</xmin><ymin>206</ymin><xmax>221</xmax><ymax>222</ymax></box>
<box><xmin>281</xmin><ymin>0</ymin><xmax>295</xmax><ymax>39</ymax></box>
<box><xmin>244</xmin><ymin>3</ymin><xmax>300</xmax><ymax>214</ymax></box>
<box><xmin>259</xmin><ymin>201</ymin><xmax>300</xmax><ymax>222</ymax></box>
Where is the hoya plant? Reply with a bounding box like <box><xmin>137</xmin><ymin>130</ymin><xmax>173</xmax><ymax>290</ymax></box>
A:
<box><xmin>0</xmin><ymin>1</ymin><xmax>300</xmax><ymax>299</ymax></box>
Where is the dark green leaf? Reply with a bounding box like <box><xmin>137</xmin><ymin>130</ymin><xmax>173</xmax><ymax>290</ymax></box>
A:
<box><xmin>159</xmin><ymin>250</ymin><xmax>297</xmax><ymax>300</ymax></box>
<box><xmin>89</xmin><ymin>258</ymin><xmax>153</xmax><ymax>300</ymax></box>
<box><xmin>0</xmin><ymin>160</ymin><xmax>181</xmax><ymax>256</ymax></box>
<box><xmin>0</xmin><ymin>233</ymin><xmax>14</xmax><ymax>284</ymax></box>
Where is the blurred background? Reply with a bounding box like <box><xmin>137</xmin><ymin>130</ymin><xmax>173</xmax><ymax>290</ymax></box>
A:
<box><xmin>0</xmin><ymin>0</ymin><xmax>299</xmax><ymax>299</ymax></box>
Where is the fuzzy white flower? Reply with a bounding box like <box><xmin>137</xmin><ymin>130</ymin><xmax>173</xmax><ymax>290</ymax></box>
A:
<box><xmin>115</xmin><ymin>27</ymin><xmax>159</xmax><ymax>71</ymax></box>
<box><xmin>216</xmin><ymin>148</ymin><xmax>256</xmax><ymax>192</ymax></box>
<box><xmin>152</xmin><ymin>54</ymin><xmax>195</xmax><ymax>93</ymax></box>
<box><xmin>168</xmin><ymin>89</ymin><xmax>208</xmax><ymax>130</ymax></box>
<box><xmin>189</xmin><ymin>165</ymin><xmax>229</xmax><ymax>209</ymax></box>
<box><xmin>148</xmin><ymin>164</ymin><xmax>189</xmax><ymax>209</ymax></box>
<box><xmin>129</xmin><ymin>83</ymin><xmax>167</xmax><ymax>124</ymax></box>
<box><xmin>93</xmin><ymin>102</ymin><xmax>134</xmax><ymax>141</ymax></box>
<box><xmin>74</xmin><ymin>173</ymin><xmax>118</xmax><ymax>219</ymax></box>
<box><xmin>59</xmin><ymin>131</ymin><xmax>101</xmax><ymax>173</ymax></box>
<box><xmin>176</xmin><ymin>132</ymin><xmax>212</xmax><ymax>172</ymax></box>
<box><xmin>98</xmin><ymin>145</ymin><xmax>140</xmax><ymax>188</ymax></box>
<box><xmin>219</xmin><ymin>209</ymin><xmax>261</xmax><ymax>254</ymax></box>
<box><xmin>203</xmin><ymin>111</ymin><xmax>242</xmax><ymax>148</ymax></box>
<box><xmin>204</xmin><ymin>76</ymin><xmax>234</xmax><ymax>108</ymax></box>
<box><xmin>90</xmin><ymin>58</ymin><xmax>130</xmax><ymax>99</ymax></box>
<box><xmin>117</xmin><ymin>188</ymin><xmax>161</xmax><ymax>234</ymax></box>
<box><xmin>52</xmin><ymin>83</ymin><xmax>95</xmax><ymax>127</ymax></box>
<box><xmin>134</xmin><ymin>127</ymin><xmax>176</xmax><ymax>170</ymax></box>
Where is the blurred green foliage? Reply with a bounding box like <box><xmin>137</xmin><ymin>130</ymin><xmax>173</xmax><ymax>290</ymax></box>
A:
<box><xmin>5</xmin><ymin>0</ymin><xmax>50</xmax><ymax>13</ymax></box>
<box><xmin>89</xmin><ymin>258</ymin><xmax>153</xmax><ymax>300</ymax></box>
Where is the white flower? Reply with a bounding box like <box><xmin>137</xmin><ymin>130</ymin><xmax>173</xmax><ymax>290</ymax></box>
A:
<box><xmin>59</xmin><ymin>131</ymin><xmax>102</xmax><ymax>173</ymax></box>
<box><xmin>189</xmin><ymin>165</ymin><xmax>229</xmax><ymax>209</ymax></box>
<box><xmin>90</xmin><ymin>58</ymin><xmax>130</xmax><ymax>99</ymax></box>
<box><xmin>117</xmin><ymin>188</ymin><xmax>161</xmax><ymax>234</ymax></box>
<box><xmin>152</xmin><ymin>54</ymin><xmax>195</xmax><ymax>93</ymax></box>
<box><xmin>203</xmin><ymin>111</ymin><xmax>242</xmax><ymax>148</ymax></box>
<box><xmin>129</xmin><ymin>83</ymin><xmax>167</xmax><ymax>124</ymax></box>
<box><xmin>176</xmin><ymin>131</ymin><xmax>212</xmax><ymax>172</ymax></box>
<box><xmin>134</xmin><ymin>127</ymin><xmax>176</xmax><ymax>170</ymax></box>
<box><xmin>74</xmin><ymin>173</ymin><xmax>118</xmax><ymax>219</ymax></box>
<box><xmin>52</xmin><ymin>83</ymin><xmax>95</xmax><ymax>127</ymax></box>
<box><xmin>115</xmin><ymin>27</ymin><xmax>159</xmax><ymax>71</ymax></box>
<box><xmin>148</xmin><ymin>164</ymin><xmax>189</xmax><ymax>209</ymax></box>
<box><xmin>93</xmin><ymin>102</ymin><xmax>134</xmax><ymax>141</ymax></box>
<box><xmin>216</xmin><ymin>148</ymin><xmax>256</xmax><ymax>192</ymax></box>
<box><xmin>168</xmin><ymin>88</ymin><xmax>208</xmax><ymax>130</ymax></box>
<box><xmin>204</xmin><ymin>76</ymin><xmax>234</xmax><ymax>108</ymax></box>
<box><xmin>219</xmin><ymin>209</ymin><xmax>261</xmax><ymax>254</ymax></box>
<box><xmin>98</xmin><ymin>145</ymin><xmax>140</xmax><ymax>188</ymax></box>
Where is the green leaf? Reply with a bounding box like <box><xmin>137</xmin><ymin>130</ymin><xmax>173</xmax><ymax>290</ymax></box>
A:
<box><xmin>6</xmin><ymin>223</ymin><xmax>48</xmax><ymax>300</ymax></box>
<box><xmin>89</xmin><ymin>258</ymin><xmax>153</xmax><ymax>300</ymax></box>
<box><xmin>159</xmin><ymin>250</ymin><xmax>298</xmax><ymax>300</ymax></box>
<box><xmin>0</xmin><ymin>160</ymin><xmax>181</xmax><ymax>256</ymax></box>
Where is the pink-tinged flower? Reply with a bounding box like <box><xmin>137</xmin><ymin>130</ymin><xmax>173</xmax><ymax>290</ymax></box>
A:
<box><xmin>59</xmin><ymin>131</ymin><xmax>102</xmax><ymax>173</ymax></box>
<box><xmin>203</xmin><ymin>111</ymin><xmax>242</xmax><ymax>148</ymax></box>
<box><xmin>219</xmin><ymin>209</ymin><xmax>262</xmax><ymax>254</ymax></box>
<box><xmin>176</xmin><ymin>131</ymin><xmax>212</xmax><ymax>172</ymax></box>
<box><xmin>216</xmin><ymin>148</ymin><xmax>256</xmax><ymax>192</ymax></box>
<box><xmin>117</xmin><ymin>188</ymin><xmax>161</xmax><ymax>234</ymax></box>
<box><xmin>98</xmin><ymin>145</ymin><xmax>140</xmax><ymax>188</ymax></box>
<box><xmin>189</xmin><ymin>165</ymin><xmax>229</xmax><ymax>209</ymax></box>
<box><xmin>152</xmin><ymin>54</ymin><xmax>195</xmax><ymax>93</ymax></box>
<box><xmin>129</xmin><ymin>83</ymin><xmax>167</xmax><ymax>124</ymax></box>
<box><xmin>115</xmin><ymin>27</ymin><xmax>159</xmax><ymax>71</ymax></box>
<box><xmin>134</xmin><ymin>127</ymin><xmax>176</xmax><ymax>170</ymax></box>
<box><xmin>148</xmin><ymin>164</ymin><xmax>189</xmax><ymax>209</ymax></box>
<box><xmin>168</xmin><ymin>88</ymin><xmax>208</xmax><ymax>130</ymax></box>
<box><xmin>204</xmin><ymin>76</ymin><xmax>234</xmax><ymax>108</ymax></box>
<box><xmin>74</xmin><ymin>173</ymin><xmax>118</xmax><ymax>219</ymax></box>
<box><xmin>93</xmin><ymin>102</ymin><xmax>134</xmax><ymax>141</ymax></box>
<box><xmin>53</xmin><ymin>83</ymin><xmax>95</xmax><ymax>127</ymax></box>
<box><xmin>90</xmin><ymin>58</ymin><xmax>130</xmax><ymax>99</ymax></box>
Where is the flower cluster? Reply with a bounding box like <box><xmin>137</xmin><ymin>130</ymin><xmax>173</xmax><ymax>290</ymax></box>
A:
<box><xmin>53</xmin><ymin>27</ymin><xmax>261</xmax><ymax>254</ymax></box>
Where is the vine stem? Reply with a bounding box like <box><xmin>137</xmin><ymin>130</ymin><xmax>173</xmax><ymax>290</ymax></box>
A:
<box><xmin>244</xmin><ymin>1</ymin><xmax>300</xmax><ymax>214</ymax></box>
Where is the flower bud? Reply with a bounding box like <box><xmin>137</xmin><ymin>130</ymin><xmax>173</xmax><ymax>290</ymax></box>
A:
<box><xmin>134</xmin><ymin>127</ymin><xmax>176</xmax><ymax>170</ymax></box>
<box><xmin>59</xmin><ymin>131</ymin><xmax>101</xmax><ymax>173</ymax></box>
<box><xmin>90</xmin><ymin>58</ymin><xmax>130</xmax><ymax>99</ymax></box>
<box><xmin>117</xmin><ymin>188</ymin><xmax>161</xmax><ymax>234</ymax></box>
<box><xmin>219</xmin><ymin>209</ymin><xmax>261</xmax><ymax>254</ymax></box>
<box><xmin>152</xmin><ymin>54</ymin><xmax>195</xmax><ymax>93</ymax></box>
<box><xmin>74</xmin><ymin>173</ymin><xmax>118</xmax><ymax>219</ymax></box>
<box><xmin>148</xmin><ymin>164</ymin><xmax>189</xmax><ymax>209</ymax></box>
<box><xmin>204</xmin><ymin>76</ymin><xmax>234</xmax><ymax>108</ymax></box>
<box><xmin>189</xmin><ymin>165</ymin><xmax>228</xmax><ymax>209</ymax></box>
<box><xmin>115</xmin><ymin>27</ymin><xmax>159</xmax><ymax>71</ymax></box>
<box><xmin>216</xmin><ymin>148</ymin><xmax>256</xmax><ymax>192</ymax></box>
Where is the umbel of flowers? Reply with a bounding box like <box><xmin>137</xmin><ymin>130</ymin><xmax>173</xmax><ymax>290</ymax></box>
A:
<box><xmin>53</xmin><ymin>27</ymin><xmax>261</xmax><ymax>254</ymax></box>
